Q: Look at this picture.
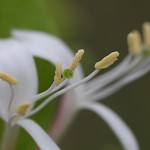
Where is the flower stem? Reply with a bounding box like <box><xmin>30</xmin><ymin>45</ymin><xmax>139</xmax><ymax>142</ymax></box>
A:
<box><xmin>0</xmin><ymin>123</ymin><xmax>20</xmax><ymax>150</ymax></box>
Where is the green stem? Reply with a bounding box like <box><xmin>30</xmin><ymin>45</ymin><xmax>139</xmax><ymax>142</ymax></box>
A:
<box><xmin>0</xmin><ymin>123</ymin><xmax>20</xmax><ymax>150</ymax></box>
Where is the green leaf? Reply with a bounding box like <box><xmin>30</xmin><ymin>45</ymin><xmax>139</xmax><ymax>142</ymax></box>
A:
<box><xmin>144</xmin><ymin>47</ymin><xmax>150</xmax><ymax>56</ymax></box>
<box><xmin>0</xmin><ymin>0</ymin><xmax>58</xmax><ymax>37</ymax></box>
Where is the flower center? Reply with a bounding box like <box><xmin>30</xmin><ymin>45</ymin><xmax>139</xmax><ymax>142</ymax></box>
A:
<box><xmin>23</xmin><ymin>51</ymin><xmax>119</xmax><ymax>118</ymax></box>
<box><xmin>0</xmin><ymin>50</ymin><xmax>120</xmax><ymax>121</ymax></box>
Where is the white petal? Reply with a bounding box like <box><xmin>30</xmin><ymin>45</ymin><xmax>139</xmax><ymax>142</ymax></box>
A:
<box><xmin>17</xmin><ymin>119</ymin><xmax>60</xmax><ymax>150</ymax></box>
<box><xmin>11</xmin><ymin>30</ymin><xmax>84</xmax><ymax>81</ymax></box>
<box><xmin>0</xmin><ymin>40</ymin><xmax>38</xmax><ymax>119</ymax></box>
<box><xmin>0</xmin><ymin>102</ymin><xmax>7</xmax><ymax>121</ymax></box>
<box><xmin>82</xmin><ymin>102</ymin><xmax>139</xmax><ymax>150</ymax></box>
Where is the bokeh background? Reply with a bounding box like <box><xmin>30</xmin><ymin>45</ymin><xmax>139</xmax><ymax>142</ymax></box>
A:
<box><xmin>0</xmin><ymin>0</ymin><xmax>150</xmax><ymax>149</ymax></box>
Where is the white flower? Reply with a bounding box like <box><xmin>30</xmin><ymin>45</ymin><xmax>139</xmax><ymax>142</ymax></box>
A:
<box><xmin>0</xmin><ymin>41</ymin><xmax>61</xmax><ymax>150</ymax></box>
<box><xmin>10</xmin><ymin>23</ymin><xmax>150</xmax><ymax>150</ymax></box>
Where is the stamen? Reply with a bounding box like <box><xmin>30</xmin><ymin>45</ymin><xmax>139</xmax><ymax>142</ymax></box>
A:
<box><xmin>127</xmin><ymin>31</ymin><xmax>142</xmax><ymax>56</ymax></box>
<box><xmin>24</xmin><ymin>50</ymin><xmax>121</xmax><ymax>117</ymax></box>
<box><xmin>16</xmin><ymin>101</ymin><xmax>31</xmax><ymax>115</ymax></box>
<box><xmin>54</xmin><ymin>62</ymin><xmax>63</xmax><ymax>86</ymax></box>
<box><xmin>0</xmin><ymin>72</ymin><xmax>17</xmax><ymax>85</ymax></box>
<box><xmin>95</xmin><ymin>51</ymin><xmax>119</xmax><ymax>70</ymax></box>
<box><xmin>26</xmin><ymin>51</ymin><xmax>120</xmax><ymax>117</ymax></box>
<box><xmin>70</xmin><ymin>49</ymin><xmax>85</xmax><ymax>70</ymax></box>
<box><xmin>24</xmin><ymin>70</ymin><xmax>69</xmax><ymax>104</ymax></box>
<box><xmin>143</xmin><ymin>22</ymin><xmax>150</xmax><ymax>47</ymax></box>
<box><xmin>25</xmin><ymin>70</ymin><xmax>99</xmax><ymax>117</ymax></box>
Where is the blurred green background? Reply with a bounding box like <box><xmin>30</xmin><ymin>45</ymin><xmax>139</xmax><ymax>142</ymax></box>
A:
<box><xmin>0</xmin><ymin>0</ymin><xmax>150</xmax><ymax>149</ymax></box>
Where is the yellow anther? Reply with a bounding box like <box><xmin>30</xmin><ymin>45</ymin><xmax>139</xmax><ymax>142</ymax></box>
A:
<box><xmin>54</xmin><ymin>62</ymin><xmax>63</xmax><ymax>86</ymax></box>
<box><xmin>0</xmin><ymin>72</ymin><xmax>17</xmax><ymax>85</ymax></box>
<box><xmin>127</xmin><ymin>31</ymin><xmax>142</xmax><ymax>56</ymax></box>
<box><xmin>70</xmin><ymin>49</ymin><xmax>85</xmax><ymax>70</ymax></box>
<box><xmin>143</xmin><ymin>22</ymin><xmax>150</xmax><ymax>47</ymax></box>
<box><xmin>16</xmin><ymin>101</ymin><xmax>31</xmax><ymax>115</ymax></box>
<box><xmin>95</xmin><ymin>51</ymin><xmax>119</xmax><ymax>70</ymax></box>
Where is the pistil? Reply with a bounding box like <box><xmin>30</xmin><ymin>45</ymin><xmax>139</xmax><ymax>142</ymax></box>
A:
<box><xmin>26</xmin><ymin>49</ymin><xmax>85</xmax><ymax>104</ymax></box>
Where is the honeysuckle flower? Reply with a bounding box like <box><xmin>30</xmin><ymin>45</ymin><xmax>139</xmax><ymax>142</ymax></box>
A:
<box><xmin>10</xmin><ymin>23</ymin><xmax>150</xmax><ymax>150</ymax></box>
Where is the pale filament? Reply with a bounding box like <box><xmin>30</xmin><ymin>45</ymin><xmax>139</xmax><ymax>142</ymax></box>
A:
<box><xmin>25</xmin><ymin>70</ymin><xmax>99</xmax><ymax>118</ymax></box>
<box><xmin>8</xmin><ymin>84</ymin><xmax>15</xmax><ymax>114</ymax></box>
<box><xmin>30</xmin><ymin>79</ymin><xmax>69</xmax><ymax>103</ymax></box>
<box><xmin>29</xmin><ymin>50</ymin><xmax>85</xmax><ymax>103</ymax></box>
<box><xmin>84</xmin><ymin>54</ymin><xmax>144</xmax><ymax>97</ymax></box>
<box><xmin>0</xmin><ymin>79</ymin><xmax>15</xmax><ymax>116</ymax></box>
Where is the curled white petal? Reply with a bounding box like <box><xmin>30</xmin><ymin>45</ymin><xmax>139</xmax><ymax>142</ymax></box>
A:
<box><xmin>11</xmin><ymin>29</ymin><xmax>84</xmax><ymax>80</ymax></box>
<box><xmin>81</xmin><ymin>102</ymin><xmax>139</xmax><ymax>150</ymax></box>
<box><xmin>0</xmin><ymin>41</ymin><xmax>37</xmax><ymax>119</ymax></box>
<box><xmin>11</xmin><ymin>29</ymin><xmax>84</xmax><ymax>100</ymax></box>
<box><xmin>17</xmin><ymin>119</ymin><xmax>61</xmax><ymax>150</ymax></box>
